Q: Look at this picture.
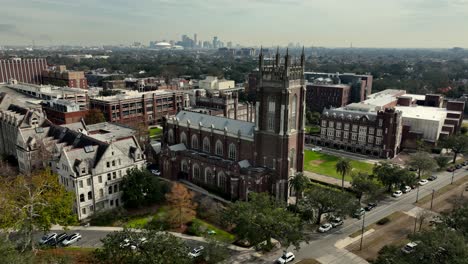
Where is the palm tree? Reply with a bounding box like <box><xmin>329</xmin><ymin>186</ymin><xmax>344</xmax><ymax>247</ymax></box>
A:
<box><xmin>335</xmin><ymin>158</ymin><xmax>352</xmax><ymax>191</ymax></box>
<box><xmin>289</xmin><ymin>172</ymin><xmax>310</xmax><ymax>205</ymax></box>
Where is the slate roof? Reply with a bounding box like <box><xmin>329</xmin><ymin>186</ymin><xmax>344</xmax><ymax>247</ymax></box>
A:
<box><xmin>174</xmin><ymin>110</ymin><xmax>255</xmax><ymax>138</ymax></box>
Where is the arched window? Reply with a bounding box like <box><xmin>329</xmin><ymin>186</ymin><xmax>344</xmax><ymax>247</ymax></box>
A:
<box><xmin>99</xmin><ymin>188</ymin><xmax>104</xmax><ymax>198</ymax></box>
<box><xmin>164</xmin><ymin>160</ymin><xmax>170</xmax><ymax>174</ymax></box>
<box><xmin>217</xmin><ymin>171</ymin><xmax>226</xmax><ymax>188</ymax></box>
<box><xmin>289</xmin><ymin>148</ymin><xmax>296</xmax><ymax>169</ymax></box>
<box><xmin>191</xmin><ymin>135</ymin><xmax>199</xmax><ymax>149</ymax></box>
<box><xmin>79</xmin><ymin>194</ymin><xmax>85</xmax><ymax>202</ymax></box>
<box><xmin>267</xmin><ymin>97</ymin><xmax>275</xmax><ymax>131</ymax></box>
<box><xmin>228</xmin><ymin>143</ymin><xmax>237</xmax><ymax>160</ymax></box>
<box><xmin>180</xmin><ymin>132</ymin><xmax>187</xmax><ymax>146</ymax></box>
<box><xmin>87</xmin><ymin>191</ymin><xmax>93</xmax><ymax>200</ymax></box>
<box><xmin>290</xmin><ymin>94</ymin><xmax>297</xmax><ymax>129</ymax></box>
<box><xmin>168</xmin><ymin>129</ymin><xmax>174</xmax><ymax>144</ymax></box>
<box><xmin>193</xmin><ymin>164</ymin><xmax>201</xmax><ymax>181</ymax></box>
<box><xmin>215</xmin><ymin>140</ymin><xmax>223</xmax><ymax>156</ymax></box>
<box><xmin>203</xmin><ymin>137</ymin><xmax>210</xmax><ymax>153</ymax></box>
<box><xmin>181</xmin><ymin>160</ymin><xmax>189</xmax><ymax>173</ymax></box>
<box><xmin>205</xmin><ymin>167</ymin><xmax>215</xmax><ymax>184</ymax></box>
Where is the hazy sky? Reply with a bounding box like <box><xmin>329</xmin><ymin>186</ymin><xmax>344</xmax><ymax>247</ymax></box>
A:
<box><xmin>1</xmin><ymin>0</ymin><xmax>468</xmax><ymax>48</ymax></box>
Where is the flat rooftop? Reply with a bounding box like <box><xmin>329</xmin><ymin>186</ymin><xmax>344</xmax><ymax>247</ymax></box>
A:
<box><xmin>0</xmin><ymin>85</ymin><xmax>43</xmax><ymax>109</ymax></box>
<box><xmin>91</xmin><ymin>89</ymin><xmax>180</xmax><ymax>102</ymax></box>
<box><xmin>86</xmin><ymin>122</ymin><xmax>136</xmax><ymax>142</ymax></box>
<box><xmin>7</xmin><ymin>83</ymin><xmax>87</xmax><ymax>96</ymax></box>
<box><xmin>395</xmin><ymin>105</ymin><xmax>461</xmax><ymax>121</ymax></box>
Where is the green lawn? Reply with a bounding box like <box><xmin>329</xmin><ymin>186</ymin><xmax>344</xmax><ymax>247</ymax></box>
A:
<box><xmin>149</xmin><ymin>127</ymin><xmax>163</xmax><ymax>138</ymax></box>
<box><xmin>304</xmin><ymin>150</ymin><xmax>374</xmax><ymax>181</ymax></box>
<box><xmin>306</xmin><ymin>125</ymin><xmax>321</xmax><ymax>134</ymax></box>
<box><xmin>191</xmin><ymin>218</ymin><xmax>236</xmax><ymax>243</ymax></box>
<box><xmin>123</xmin><ymin>206</ymin><xmax>169</xmax><ymax>228</ymax></box>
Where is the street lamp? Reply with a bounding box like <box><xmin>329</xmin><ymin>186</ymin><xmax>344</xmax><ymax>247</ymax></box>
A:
<box><xmin>430</xmin><ymin>189</ymin><xmax>436</xmax><ymax>210</ymax></box>
<box><xmin>359</xmin><ymin>212</ymin><xmax>366</xmax><ymax>251</ymax></box>
<box><xmin>451</xmin><ymin>170</ymin><xmax>455</xmax><ymax>185</ymax></box>
<box><xmin>415</xmin><ymin>184</ymin><xmax>420</xmax><ymax>203</ymax></box>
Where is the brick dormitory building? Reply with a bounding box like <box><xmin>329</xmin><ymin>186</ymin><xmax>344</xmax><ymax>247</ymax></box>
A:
<box><xmin>160</xmin><ymin>50</ymin><xmax>306</xmax><ymax>201</ymax></box>
<box><xmin>308</xmin><ymin>89</ymin><xmax>465</xmax><ymax>158</ymax></box>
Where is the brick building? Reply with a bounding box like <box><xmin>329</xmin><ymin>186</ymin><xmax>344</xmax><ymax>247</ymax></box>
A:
<box><xmin>306</xmin><ymin>83</ymin><xmax>351</xmax><ymax>112</ymax></box>
<box><xmin>160</xmin><ymin>49</ymin><xmax>306</xmax><ymax>201</ymax></box>
<box><xmin>43</xmin><ymin>100</ymin><xmax>88</xmax><ymax>125</ymax></box>
<box><xmin>0</xmin><ymin>58</ymin><xmax>47</xmax><ymax>84</ymax></box>
<box><xmin>42</xmin><ymin>65</ymin><xmax>88</xmax><ymax>89</ymax></box>
<box><xmin>89</xmin><ymin>90</ymin><xmax>188</xmax><ymax>125</ymax></box>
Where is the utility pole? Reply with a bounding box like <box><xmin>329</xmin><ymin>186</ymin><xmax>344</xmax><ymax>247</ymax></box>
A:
<box><xmin>430</xmin><ymin>189</ymin><xmax>436</xmax><ymax>210</ymax></box>
<box><xmin>413</xmin><ymin>216</ymin><xmax>418</xmax><ymax>234</ymax></box>
<box><xmin>359</xmin><ymin>212</ymin><xmax>366</xmax><ymax>251</ymax></box>
<box><xmin>451</xmin><ymin>170</ymin><xmax>455</xmax><ymax>184</ymax></box>
<box><xmin>415</xmin><ymin>185</ymin><xmax>420</xmax><ymax>203</ymax></box>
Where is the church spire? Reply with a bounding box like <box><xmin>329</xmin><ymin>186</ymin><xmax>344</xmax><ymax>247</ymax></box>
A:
<box><xmin>275</xmin><ymin>46</ymin><xmax>280</xmax><ymax>66</ymax></box>
<box><xmin>259</xmin><ymin>46</ymin><xmax>264</xmax><ymax>69</ymax></box>
<box><xmin>301</xmin><ymin>46</ymin><xmax>305</xmax><ymax>66</ymax></box>
<box><xmin>284</xmin><ymin>47</ymin><xmax>290</xmax><ymax>68</ymax></box>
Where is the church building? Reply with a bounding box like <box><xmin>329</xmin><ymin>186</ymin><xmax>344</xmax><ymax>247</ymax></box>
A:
<box><xmin>160</xmin><ymin>49</ymin><xmax>306</xmax><ymax>201</ymax></box>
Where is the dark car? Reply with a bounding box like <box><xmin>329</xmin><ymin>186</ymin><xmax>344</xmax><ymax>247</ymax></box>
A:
<box><xmin>463</xmin><ymin>161</ymin><xmax>468</xmax><ymax>166</ymax></box>
<box><xmin>47</xmin><ymin>233</ymin><xmax>68</xmax><ymax>246</ymax></box>
<box><xmin>456</xmin><ymin>164</ymin><xmax>463</xmax><ymax>169</ymax></box>
<box><xmin>365</xmin><ymin>203</ymin><xmax>377</xmax><ymax>211</ymax></box>
<box><xmin>447</xmin><ymin>167</ymin><xmax>455</xmax><ymax>172</ymax></box>
<box><xmin>408</xmin><ymin>167</ymin><xmax>417</xmax><ymax>172</ymax></box>
<box><xmin>428</xmin><ymin>175</ymin><xmax>438</xmax><ymax>181</ymax></box>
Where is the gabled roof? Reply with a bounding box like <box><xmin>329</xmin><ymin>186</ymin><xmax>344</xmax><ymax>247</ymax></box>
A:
<box><xmin>174</xmin><ymin>110</ymin><xmax>255</xmax><ymax>138</ymax></box>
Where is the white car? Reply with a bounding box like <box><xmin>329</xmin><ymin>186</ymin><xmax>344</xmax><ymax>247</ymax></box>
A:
<box><xmin>318</xmin><ymin>223</ymin><xmax>333</xmax><ymax>233</ymax></box>
<box><xmin>130</xmin><ymin>237</ymin><xmax>147</xmax><ymax>250</ymax></box>
<box><xmin>402</xmin><ymin>186</ymin><xmax>412</xmax><ymax>193</ymax></box>
<box><xmin>61</xmin><ymin>233</ymin><xmax>81</xmax><ymax>246</ymax></box>
<box><xmin>418</xmin><ymin>179</ymin><xmax>429</xmax><ymax>185</ymax></box>
<box><xmin>331</xmin><ymin>217</ymin><xmax>343</xmax><ymax>228</ymax></box>
<box><xmin>392</xmin><ymin>190</ymin><xmax>403</xmax><ymax>197</ymax></box>
<box><xmin>188</xmin><ymin>246</ymin><xmax>204</xmax><ymax>258</ymax></box>
<box><xmin>276</xmin><ymin>252</ymin><xmax>295</xmax><ymax>264</ymax></box>
<box><xmin>401</xmin><ymin>241</ymin><xmax>419</xmax><ymax>253</ymax></box>
<box><xmin>311</xmin><ymin>147</ymin><xmax>322</xmax><ymax>152</ymax></box>
<box><xmin>39</xmin><ymin>233</ymin><xmax>57</xmax><ymax>245</ymax></box>
<box><xmin>151</xmin><ymin>169</ymin><xmax>161</xmax><ymax>176</ymax></box>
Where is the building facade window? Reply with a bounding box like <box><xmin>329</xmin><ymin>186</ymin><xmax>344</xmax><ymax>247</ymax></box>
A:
<box><xmin>215</xmin><ymin>140</ymin><xmax>223</xmax><ymax>156</ymax></box>
<box><xmin>290</xmin><ymin>94</ymin><xmax>297</xmax><ymax>129</ymax></box>
<box><xmin>343</xmin><ymin>132</ymin><xmax>349</xmax><ymax>139</ymax></box>
<box><xmin>98</xmin><ymin>176</ymin><xmax>102</xmax><ymax>183</ymax></box>
<box><xmin>351</xmin><ymin>133</ymin><xmax>357</xmax><ymax>140</ymax></box>
<box><xmin>267</xmin><ymin>97</ymin><xmax>275</xmax><ymax>131</ymax></box>
<box><xmin>99</xmin><ymin>188</ymin><xmax>103</xmax><ymax>198</ymax></box>
<box><xmin>344</xmin><ymin>123</ymin><xmax>349</xmax><ymax>130</ymax></box>
<box><xmin>369</xmin><ymin>127</ymin><xmax>375</xmax><ymax>134</ymax></box>
<box><xmin>193</xmin><ymin>164</ymin><xmax>201</xmax><ymax>181</ymax></box>
<box><xmin>87</xmin><ymin>191</ymin><xmax>92</xmax><ymax>200</ymax></box>
<box><xmin>181</xmin><ymin>160</ymin><xmax>189</xmax><ymax>173</ymax></box>
<box><xmin>217</xmin><ymin>171</ymin><xmax>226</xmax><ymax>188</ymax></box>
<box><xmin>205</xmin><ymin>168</ymin><xmax>214</xmax><ymax>184</ymax></box>
<box><xmin>191</xmin><ymin>135</ymin><xmax>199</xmax><ymax>149</ymax></box>
<box><xmin>336</xmin><ymin>122</ymin><xmax>342</xmax><ymax>130</ymax></box>
<box><xmin>168</xmin><ymin>129</ymin><xmax>174</xmax><ymax>144</ymax></box>
<box><xmin>376</xmin><ymin>137</ymin><xmax>382</xmax><ymax>145</ymax></box>
<box><xmin>180</xmin><ymin>132</ymin><xmax>187</xmax><ymax>145</ymax></box>
<box><xmin>228</xmin><ymin>143</ymin><xmax>237</xmax><ymax>160</ymax></box>
<box><xmin>203</xmin><ymin>137</ymin><xmax>210</xmax><ymax>153</ymax></box>
<box><xmin>321</xmin><ymin>120</ymin><xmax>327</xmax><ymax>127</ymax></box>
<box><xmin>352</xmin><ymin>125</ymin><xmax>358</xmax><ymax>132</ymax></box>
<box><xmin>376</xmin><ymin>129</ymin><xmax>383</xmax><ymax>137</ymax></box>
<box><xmin>328</xmin><ymin>121</ymin><xmax>334</xmax><ymax>128</ymax></box>
<box><xmin>79</xmin><ymin>194</ymin><xmax>85</xmax><ymax>202</ymax></box>
<box><xmin>289</xmin><ymin>148</ymin><xmax>296</xmax><ymax>169</ymax></box>
<box><xmin>108</xmin><ymin>186</ymin><xmax>112</xmax><ymax>194</ymax></box>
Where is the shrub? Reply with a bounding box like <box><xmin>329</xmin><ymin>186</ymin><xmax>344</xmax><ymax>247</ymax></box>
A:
<box><xmin>377</xmin><ymin>217</ymin><xmax>390</xmax><ymax>225</ymax></box>
<box><xmin>89</xmin><ymin>208</ymin><xmax>126</xmax><ymax>226</ymax></box>
<box><xmin>186</xmin><ymin>221</ymin><xmax>203</xmax><ymax>236</ymax></box>
<box><xmin>431</xmin><ymin>148</ymin><xmax>442</xmax><ymax>154</ymax></box>
<box><xmin>145</xmin><ymin>218</ymin><xmax>170</xmax><ymax>231</ymax></box>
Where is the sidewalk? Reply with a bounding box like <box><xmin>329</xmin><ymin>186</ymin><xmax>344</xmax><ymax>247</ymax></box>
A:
<box><xmin>303</xmin><ymin>171</ymin><xmax>352</xmax><ymax>188</ymax></box>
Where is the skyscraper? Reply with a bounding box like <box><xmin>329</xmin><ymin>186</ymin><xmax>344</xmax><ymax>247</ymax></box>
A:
<box><xmin>193</xmin><ymin>33</ymin><xmax>198</xmax><ymax>47</ymax></box>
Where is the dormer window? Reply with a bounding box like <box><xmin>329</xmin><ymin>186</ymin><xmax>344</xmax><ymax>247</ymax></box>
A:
<box><xmin>81</xmin><ymin>168</ymin><xmax>86</xmax><ymax>174</ymax></box>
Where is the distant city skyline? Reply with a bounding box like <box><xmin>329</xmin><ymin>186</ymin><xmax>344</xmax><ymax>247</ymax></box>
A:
<box><xmin>1</xmin><ymin>0</ymin><xmax>468</xmax><ymax>48</ymax></box>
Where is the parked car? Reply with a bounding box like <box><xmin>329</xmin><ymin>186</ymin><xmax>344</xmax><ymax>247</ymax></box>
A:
<box><xmin>318</xmin><ymin>223</ymin><xmax>333</xmax><ymax>233</ymax></box>
<box><xmin>402</xmin><ymin>186</ymin><xmax>412</xmax><ymax>193</ymax></box>
<box><xmin>408</xmin><ymin>167</ymin><xmax>417</xmax><ymax>172</ymax></box>
<box><xmin>401</xmin><ymin>241</ymin><xmax>419</xmax><ymax>254</ymax></box>
<box><xmin>61</xmin><ymin>233</ymin><xmax>81</xmax><ymax>246</ymax></box>
<box><xmin>447</xmin><ymin>167</ymin><xmax>455</xmax><ymax>172</ymax></box>
<box><xmin>463</xmin><ymin>161</ymin><xmax>468</xmax><ymax>166</ymax></box>
<box><xmin>188</xmin><ymin>246</ymin><xmax>204</xmax><ymax>258</ymax></box>
<box><xmin>365</xmin><ymin>203</ymin><xmax>377</xmax><ymax>211</ymax></box>
<box><xmin>353</xmin><ymin>208</ymin><xmax>365</xmax><ymax>219</ymax></box>
<box><xmin>151</xmin><ymin>169</ymin><xmax>161</xmax><ymax>176</ymax></box>
<box><xmin>47</xmin><ymin>233</ymin><xmax>68</xmax><ymax>246</ymax></box>
<box><xmin>120</xmin><ymin>238</ymin><xmax>131</xmax><ymax>248</ymax></box>
<box><xmin>276</xmin><ymin>252</ymin><xmax>295</xmax><ymax>264</ymax></box>
<box><xmin>331</xmin><ymin>217</ymin><xmax>343</xmax><ymax>227</ymax></box>
<box><xmin>392</xmin><ymin>190</ymin><xmax>403</xmax><ymax>197</ymax></box>
<box><xmin>456</xmin><ymin>164</ymin><xmax>463</xmax><ymax>169</ymax></box>
<box><xmin>418</xmin><ymin>179</ymin><xmax>429</xmax><ymax>186</ymax></box>
<box><xmin>428</xmin><ymin>175</ymin><xmax>438</xmax><ymax>181</ymax></box>
<box><xmin>311</xmin><ymin>147</ymin><xmax>322</xmax><ymax>152</ymax></box>
<box><xmin>39</xmin><ymin>233</ymin><xmax>57</xmax><ymax>245</ymax></box>
<box><xmin>130</xmin><ymin>237</ymin><xmax>147</xmax><ymax>250</ymax></box>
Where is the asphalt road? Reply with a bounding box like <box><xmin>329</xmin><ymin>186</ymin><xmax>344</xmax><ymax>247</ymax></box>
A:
<box><xmin>262</xmin><ymin>167</ymin><xmax>468</xmax><ymax>264</ymax></box>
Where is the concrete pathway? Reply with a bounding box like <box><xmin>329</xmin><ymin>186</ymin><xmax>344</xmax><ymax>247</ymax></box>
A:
<box><xmin>303</xmin><ymin>171</ymin><xmax>352</xmax><ymax>189</ymax></box>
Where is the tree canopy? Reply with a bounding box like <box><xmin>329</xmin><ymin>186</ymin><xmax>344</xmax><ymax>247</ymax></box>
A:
<box><xmin>373</xmin><ymin>162</ymin><xmax>417</xmax><ymax>192</ymax></box>
<box><xmin>121</xmin><ymin>168</ymin><xmax>168</xmax><ymax>209</ymax></box>
<box><xmin>350</xmin><ymin>172</ymin><xmax>381</xmax><ymax>203</ymax></box>
<box><xmin>84</xmin><ymin>108</ymin><xmax>106</xmax><ymax>125</ymax></box>
<box><xmin>336</xmin><ymin>158</ymin><xmax>352</xmax><ymax>190</ymax></box>
<box><xmin>289</xmin><ymin>172</ymin><xmax>310</xmax><ymax>204</ymax></box>
<box><xmin>405</xmin><ymin>152</ymin><xmax>437</xmax><ymax>179</ymax></box>
<box><xmin>442</xmin><ymin>134</ymin><xmax>468</xmax><ymax>163</ymax></box>
<box><xmin>94</xmin><ymin>229</ymin><xmax>192</xmax><ymax>264</ymax></box>
<box><xmin>165</xmin><ymin>183</ymin><xmax>197</xmax><ymax>228</ymax></box>
<box><xmin>223</xmin><ymin>192</ymin><xmax>307</xmax><ymax>250</ymax></box>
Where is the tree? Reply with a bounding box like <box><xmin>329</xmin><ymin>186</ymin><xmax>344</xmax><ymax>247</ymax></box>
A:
<box><xmin>0</xmin><ymin>170</ymin><xmax>75</xmax><ymax>251</ymax></box>
<box><xmin>84</xmin><ymin>108</ymin><xmax>106</xmax><ymax>125</ymax></box>
<box><xmin>306</xmin><ymin>111</ymin><xmax>321</xmax><ymax>126</ymax></box>
<box><xmin>350</xmin><ymin>172</ymin><xmax>381</xmax><ymax>203</ymax></box>
<box><xmin>165</xmin><ymin>183</ymin><xmax>197</xmax><ymax>228</ymax></box>
<box><xmin>298</xmin><ymin>185</ymin><xmax>359</xmax><ymax>225</ymax></box>
<box><xmin>121</xmin><ymin>168</ymin><xmax>168</xmax><ymax>208</ymax></box>
<box><xmin>373</xmin><ymin>162</ymin><xmax>415</xmax><ymax>192</ymax></box>
<box><xmin>442</xmin><ymin>134</ymin><xmax>468</xmax><ymax>163</ymax></box>
<box><xmin>222</xmin><ymin>192</ymin><xmax>307</xmax><ymax>251</ymax></box>
<box><xmin>94</xmin><ymin>229</ymin><xmax>192</xmax><ymax>264</ymax></box>
<box><xmin>289</xmin><ymin>172</ymin><xmax>310</xmax><ymax>205</ymax></box>
<box><xmin>441</xmin><ymin>204</ymin><xmax>468</xmax><ymax>237</ymax></box>
<box><xmin>0</xmin><ymin>235</ymin><xmax>34</xmax><ymax>264</ymax></box>
<box><xmin>335</xmin><ymin>158</ymin><xmax>352</xmax><ymax>190</ymax></box>
<box><xmin>434</xmin><ymin>155</ymin><xmax>451</xmax><ymax>170</ymax></box>
<box><xmin>405</xmin><ymin>152</ymin><xmax>437</xmax><ymax>179</ymax></box>
<box><xmin>461</xmin><ymin>126</ymin><xmax>468</xmax><ymax>135</ymax></box>
<box><xmin>201</xmin><ymin>237</ymin><xmax>230</xmax><ymax>264</ymax></box>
